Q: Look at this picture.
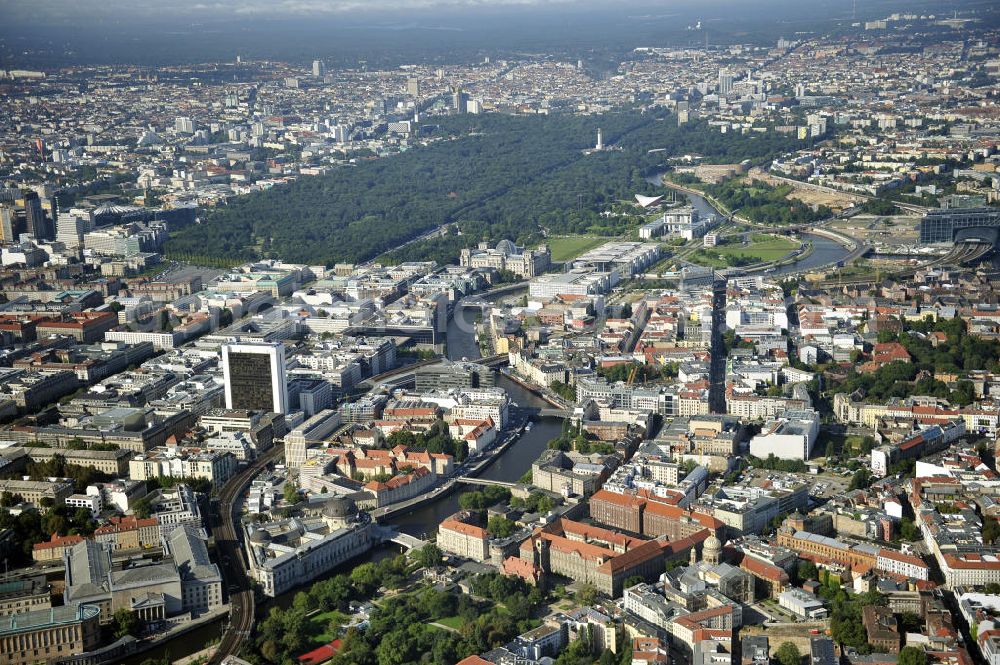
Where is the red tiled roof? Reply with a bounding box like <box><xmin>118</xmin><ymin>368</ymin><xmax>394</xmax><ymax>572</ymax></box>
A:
<box><xmin>33</xmin><ymin>533</ymin><xmax>84</xmax><ymax>551</ymax></box>
<box><xmin>740</xmin><ymin>555</ymin><xmax>790</xmax><ymax>584</ymax></box>
<box><xmin>441</xmin><ymin>518</ymin><xmax>487</xmax><ymax>540</ymax></box>
<box><xmin>297</xmin><ymin>639</ymin><xmax>342</xmax><ymax>665</ymax></box>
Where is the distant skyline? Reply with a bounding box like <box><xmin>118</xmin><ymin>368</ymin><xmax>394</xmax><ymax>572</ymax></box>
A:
<box><xmin>0</xmin><ymin>0</ymin><xmax>994</xmax><ymax>68</ymax></box>
<box><xmin>0</xmin><ymin>0</ymin><xmax>963</xmax><ymax>22</ymax></box>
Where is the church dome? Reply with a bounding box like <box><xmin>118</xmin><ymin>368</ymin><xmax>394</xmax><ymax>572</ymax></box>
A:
<box><xmin>322</xmin><ymin>496</ymin><xmax>358</xmax><ymax>520</ymax></box>
<box><xmin>496</xmin><ymin>239</ymin><xmax>519</xmax><ymax>256</ymax></box>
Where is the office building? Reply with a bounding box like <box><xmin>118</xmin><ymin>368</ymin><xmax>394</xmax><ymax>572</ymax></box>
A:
<box><xmin>56</xmin><ymin>208</ymin><xmax>94</xmax><ymax>250</ymax></box>
<box><xmin>407</xmin><ymin>77</ymin><xmax>420</xmax><ymax>96</ymax></box>
<box><xmin>0</xmin><ymin>479</ymin><xmax>73</xmax><ymax>506</ymax></box>
<box><xmin>174</xmin><ymin>117</ymin><xmax>195</xmax><ymax>134</ymax></box>
<box><xmin>452</xmin><ymin>87</ymin><xmax>467</xmax><ymax>113</ymax></box>
<box><xmin>415</xmin><ymin>360</ymin><xmax>495</xmax><ymax>392</ymax></box>
<box><xmin>438</xmin><ymin>511</ymin><xmax>490</xmax><ymax>561</ymax></box>
<box><xmin>572</xmin><ymin>242</ymin><xmax>662</xmax><ymax>279</ymax></box>
<box><xmin>0</xmin><ymin>203</ymin><xmax>24</xmax><ymax>244</ymax></box>
<box><xmin>718</xmin><ymin>70</ymin><xmax>735</xmax><ymax>96</ymax></box>
<box><xmin>128</xmin><ymin>447</ymin><xmax>238</xmax><ymax>488</ymax></box>
<box><xmin>285</xmin><ymin>409</ymin><xmax>342</xmax><ymax>471</ymax></box>
<box><xmin>312</xmin><ymin>59</ymin><xmax>326</xmax><ymax>78</ymax></box>
<box><xmin>778</xmin><ymin>588</ymin><xmax>828</xmax><ymax>619</ymax></box>
<box><xmin>23</xmin><ymin>191</ymin><xmax>52</xmax><ymax>241</ymax></box>
<box><xmin>529</xmin><ymin>269</ymin><xmax>613</xmax><ymax>299</ymax></box>
<box><xmin>222</xmin><ymin>342</ymin><xmax>289</xmax><ymax>414</ymax></box>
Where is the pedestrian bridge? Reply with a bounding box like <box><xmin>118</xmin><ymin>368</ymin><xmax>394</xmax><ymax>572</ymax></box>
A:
<box><xmin>374</xmin><ymin>525</ymin><xmax>430</xmax><ymax>552</ymax></box>
<box><xmin>520</xmin><ymin>406</ymin><xmax>574</xmax><ymax>418</ymax></box>
<box><xmin>455</xmin><ymin>477</ymin><xmax>518</xmax><ymax>488</ymax></box>
<box><xmin>539</xmin><ymin>408</ymin><xmax>573</xmax><ymax>418</ymax></box>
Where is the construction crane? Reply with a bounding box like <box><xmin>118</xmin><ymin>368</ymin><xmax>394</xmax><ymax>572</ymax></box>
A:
<box><xmin>626</xmin><ymin>365</ymin><xmax>638</xmax><ymax>386</ymax></box>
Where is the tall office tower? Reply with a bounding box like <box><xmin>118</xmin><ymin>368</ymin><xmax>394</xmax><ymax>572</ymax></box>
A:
<box><xmin>452</xmin><ymin>87</ymin><xmax>467</xmax><ymax>113</ymax></box>
<box><xmin>718</xmin><ymin>69</ymin><xmax>734</xmax><ymax>96</ymax></box>
<box><xmin>56</xmin><ymin>208</ymin><xmax>94</xmax><ymax>249</ymax></box>
<box><xmin>175</xmin><ymin>117</ymin><xmax>195</xmax><ymax>134</ymax></box>
<box><xmin>222</xmin><ymin>342</ymin><xmax>289</xmax><ymax>414</ymax></box>
<box><xmin>312</xmin><ymin>59</ymin><xmax>326</xmax><ymax>78</ymax></box>
<box><xmin>24</xmin><ymin>191</ymin><xmax>52</xmax><ymax>241</ymax></box>
<box><xmin>406</xmin><ymin>77</ymin><xmax>420</xmax><ymax>97</ymax></box>
<box><xmin>595</xmin><ymin>128</ymin><xmax>604</xmax><ymax>151</ymax></box>
<box><xmin>0</xmin><ymin>203</ymin><xmax>23</xmax><ymax>244</ymax></box>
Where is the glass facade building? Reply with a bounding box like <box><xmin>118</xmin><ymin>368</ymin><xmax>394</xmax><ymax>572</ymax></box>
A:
<box><xmin>222</xmin><ymin>342</ymin><xmax>288</xmax><ymax>414</ymax></box>
<box><xmin>919</xmin><ymin>207</ymin><xmax>1000</xmax><ymax>244</ymax></box>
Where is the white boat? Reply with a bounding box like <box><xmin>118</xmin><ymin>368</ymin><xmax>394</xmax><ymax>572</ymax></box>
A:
<box><xmin>525</xmin><ymin>422</ymin><xmax>533</xmax><ymax>431</ymax></box>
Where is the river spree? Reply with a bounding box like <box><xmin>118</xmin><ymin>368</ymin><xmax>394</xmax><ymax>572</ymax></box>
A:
<box><xmin>391</xmin><ymin>376</ymin><xmax>562</xmax><ymax>538</ymax></box>
<box><xmin>447</xmin><ymin>302</ymin><xmax>482</xmax><ymax>362</ymax></box>
<box><xmin>128</xmin><ymin>316</ymin><xmax>558</xmax><ymax>664</ymax></box>
<box><xmin>646</xmin><ymin>171</ymin><xmax>850</xmax><ymax>274</ymax></box>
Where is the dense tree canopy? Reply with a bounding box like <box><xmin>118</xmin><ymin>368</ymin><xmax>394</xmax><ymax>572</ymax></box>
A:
<box><xmin>705</xmin><ymin>178</ymin><xmax>832</xmax><ymax>226</ymax></box>
<box><xmin>832</xmin><ymin>318</ymin><xmax>996</xmax><ymax>404</ymax></box>
<box><xmin>168</xmin><ymin>112</ymin><xmax>814</xmax><ymax>266</ymax></box>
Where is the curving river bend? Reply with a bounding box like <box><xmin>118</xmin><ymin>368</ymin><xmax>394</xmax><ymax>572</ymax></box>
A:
<box><xmin>645</xmin><ymin>171</ymin><xmax>850</xmax><ymax>275</ymax></box>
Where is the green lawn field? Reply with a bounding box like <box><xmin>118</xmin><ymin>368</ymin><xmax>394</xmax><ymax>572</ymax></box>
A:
<box><xmin>546</xmin><ymin>236</ymin><xmax>608</xmax><ymax>262</ymax></box>
<box><xmin>689</xmin><ymin>233</ymin><xmax>798</xmax><ymax>268</ymax></box>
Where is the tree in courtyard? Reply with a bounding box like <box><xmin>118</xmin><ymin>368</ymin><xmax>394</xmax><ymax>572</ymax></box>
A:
<box><xmin>577</xmin><ymin>583</ymin><xmax>599</xmax><ymax>606</ymax></box>
<box><xmin>775</xmin><ymin>642</ymin><xmax>801</xmax><ymax>665</ymax></box>
<box><xmin>283</xmin><ymin>482</ymin><xmax>302</xmax><ymax>505</ymax></box>
<box><xmin>984</xmin><ymin>517</ymin><xmax>1000</xmax><ymax>545</ymax></box>
<box><xmin>898</xmin><ymin>646</ymin><xmax>928</xmax><ymax>665</ymax></box>
<box><xmin>113</xmin><ymin>609</ymin><xmax>141</xmax><ymax>639</ymax></box>
<box><xmin>899</xmin><ymin>518</ymin><xmax>920</xmax><ymax>542</ymax></box>
<box><xmin>415</xmin><ymin>543</ymin><xmax>442</xmax><ymax>568</ymax></box>
<box><xmin>487</xmin><ymin>515</ymin><xmax>516</xmax><ymax>538</ymax></box>
<box><xmin>848</xmin><ymin>467</ymin><xmax>873</xmax><ymax>491</ymax></box>
<box><xmin>132</xmin><ymin>497</ymin><xmax>152</xmax><ymax>519</ymax></box>
<box><xmin>797</xmin><ymin>560</ymin><xmax>818</xmax><ymax>583</ymax></box>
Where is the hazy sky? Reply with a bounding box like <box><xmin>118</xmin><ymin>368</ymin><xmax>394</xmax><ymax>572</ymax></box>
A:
<box><xmin>9</xmin><ymin>0</ymin><xmax>599</xmax><ymax>18</ymax></box>
<box><xmin>1</xmin><ymin>0</ymin><xmax>985</xmax><ymax>68</ymax></box>
<box><xmin>0</xmin><ymin>0</ymin><xmax>789</xmax><ymax>21</ymax></box>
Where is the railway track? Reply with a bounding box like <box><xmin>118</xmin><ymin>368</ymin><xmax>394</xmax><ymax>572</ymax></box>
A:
<box><xmin>813</xmin><ymin>241</ymin><xmax>993</xmax><ymax>287</ymax></box>
<box><xmin>208</xmin><ymin>444</ymin><xmax>284</xmax><ymax>665</ymax></box>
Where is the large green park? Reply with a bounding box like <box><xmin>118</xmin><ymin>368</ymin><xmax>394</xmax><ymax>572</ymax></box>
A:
<box><xmin>165</xmin><ymin>112</ymin><xmax>816</xmax><ymax>267</ymax></box>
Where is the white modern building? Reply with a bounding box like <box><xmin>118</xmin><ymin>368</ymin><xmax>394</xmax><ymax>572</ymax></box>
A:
<box><xmin>749</xmin><ymin>409</ymin><xmax>820</xmax><ymax>461</ymax></box>
<box><xmin>529</xmin><ymin>269</ymin><xmax>612</xmax><ymax>299</ymax></box>
<box><xmin>778</xmin><ymin>588</ymin><xmax>827</xmax><ymax>619</ymax></box>
<box><xmin>641</xmin><ymin>207</ymin><xmax>714</xmax><ymax>241</ymax></box>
